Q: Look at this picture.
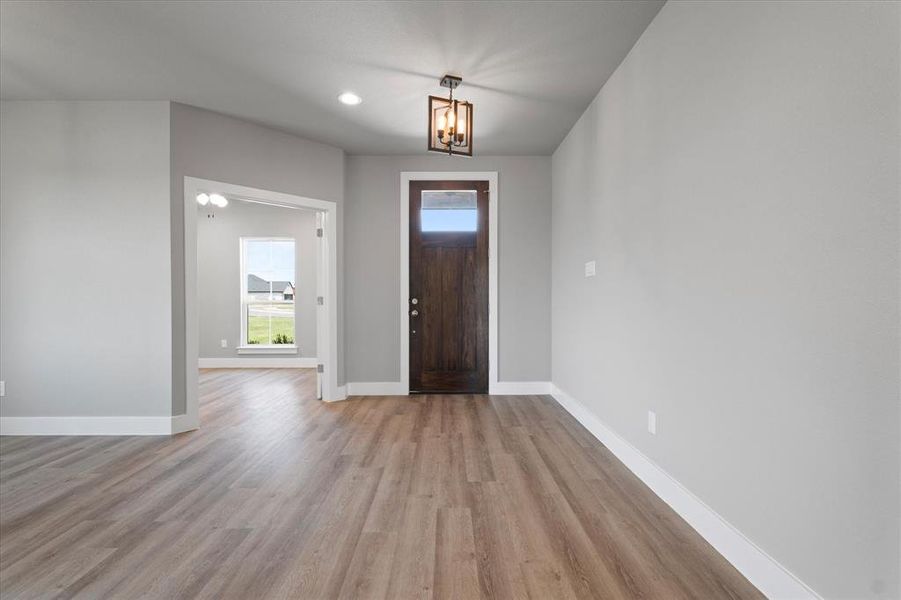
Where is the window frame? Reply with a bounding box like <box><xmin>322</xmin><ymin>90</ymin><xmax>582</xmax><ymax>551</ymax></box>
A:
<box><xmin>238</xmin><ymin>236</ymin><xmax>298</xmax><ymax>353</ymax></box>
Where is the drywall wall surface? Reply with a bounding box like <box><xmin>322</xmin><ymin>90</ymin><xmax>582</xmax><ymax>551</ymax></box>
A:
<box><xmin>197</xmin><ymin>200</ymin><xmax>318</xmax><ymax>359</ymax></box>
<box><xmin>551</xmin><ymin>2</ymin><xmax>899</xmax><ymax>597</ymax></box>
<box><xmin>345</xmin><ymin>154</ymin><xmax>551</xmax><ymax>383</ymax></box>
<box><xmin>0</xmin><ymin>101</ymin><xmax>172</xmax><ymax>417</ymax></box>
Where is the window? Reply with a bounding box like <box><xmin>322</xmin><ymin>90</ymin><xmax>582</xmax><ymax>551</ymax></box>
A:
<box><xmin>420</xmin><ymin>190</ymin><xmax>478</xmax><ymax>232</ymax></box>
<box><xmin>241</xmin><ymin>238</ymin><xmax>295</xmax><ymax>346</ymax></box>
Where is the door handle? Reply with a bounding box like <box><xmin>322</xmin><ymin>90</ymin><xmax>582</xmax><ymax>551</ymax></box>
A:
<box><xmin>411</xmin><ymin>309</ymin><xmax>419</xmax><ymax>317</ymax></box>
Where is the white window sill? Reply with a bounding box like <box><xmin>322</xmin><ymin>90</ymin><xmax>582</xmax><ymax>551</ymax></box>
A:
<box><xmin>237</xmin><ymin>345</ymin><xmax>298</xmax><ymax>355</ymax></box>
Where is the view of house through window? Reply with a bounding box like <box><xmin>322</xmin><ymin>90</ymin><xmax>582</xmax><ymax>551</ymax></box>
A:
<box><xmin>241</xmin><ymin>238</ymin><xmax>296</xmax><ymax>345</ymax></box>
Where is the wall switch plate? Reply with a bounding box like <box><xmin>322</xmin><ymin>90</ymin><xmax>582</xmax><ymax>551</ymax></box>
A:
<box><xmin>0</xmin><ymin>381</ymin><xmax>5</xmax><ymax>397</ymax></box>
<box><xmin>647</xmin><ymin>411</ymin><xmax>657</xmax><ymax>435</ymax></box>
<box><xmin>584</xmin><ymin>260</ymin><xmax>596</xmax><ymax>277</ymax></box>
<box><xmin>221</xmin><ymin>339</ymin><xmax>228</xmax><ymax>348</ymax></box>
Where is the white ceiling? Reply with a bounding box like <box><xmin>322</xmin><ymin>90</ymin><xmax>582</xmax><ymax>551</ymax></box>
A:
<box><xmin>0</xmin><ymin>1</ymin><xmax>663</xmax><ymax>155</ymax></box>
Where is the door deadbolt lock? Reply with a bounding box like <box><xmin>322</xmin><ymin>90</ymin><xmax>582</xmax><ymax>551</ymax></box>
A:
<box><xmin>411</xmin><ymin>298</ymin><xmax>418</xmax><ymax>305</ymax></box>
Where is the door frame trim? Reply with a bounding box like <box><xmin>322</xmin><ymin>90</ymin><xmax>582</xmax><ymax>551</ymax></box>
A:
<box><xmin>400</xmin><ymin>171</ymin><xmax>498</xmax><ymax>394</ymax></box>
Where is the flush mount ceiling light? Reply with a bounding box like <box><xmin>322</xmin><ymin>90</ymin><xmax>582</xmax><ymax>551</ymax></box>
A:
<box><xmin>338</xmin><ymin>92</ymin><xmax>362</xmax><ymax>106</ymax></box>
<box><xmin>428</xmin><ymin>74</ymin><xmax>473</xmax><ymax>157</ymax></box>
<box><xmin>197</xmin><ymin>192</ymin><xmax>228</xmax><ymax>207</ymax></box>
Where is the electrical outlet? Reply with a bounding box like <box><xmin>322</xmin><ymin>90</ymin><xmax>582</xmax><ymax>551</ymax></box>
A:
<box><xmin>221</xmin><ymin>339</ymin><xmax>228</xmax><ymax>348</ymax></box>
<box><xmin>647</xmin><ymin>411</ymin><xmax>657</xmax><ymax>435</ymax></box>
<box><xmin>0</xmin><ymin>381</ymin><xmax>5</xmax><ymax>397</ymax></box>
<box><xmin>584</xmin><ymin>260</ymin><xmax>596</xmax><ymax>277</ymax></box>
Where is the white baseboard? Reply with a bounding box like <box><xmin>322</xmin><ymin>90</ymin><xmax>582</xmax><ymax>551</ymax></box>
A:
<box><xmin>198</xmin><ymin>357</ymin><xmax>317</xmax><ymax>369</ymax></box>
<box><xmin>170</xmin><ymin>413</ymin><xmax>199</xmax><ymax>435</ymax></box>
<box><xmin>490</xmin><ymin>381</ymin><xmax>552</xmax><ymax>395</ymax></box>
<box><xmin>549</xmin><ymin>384</ymin><xmax>820</xmax><ymax>600</ymax></box>
<box><xmin>346</xmin><ymin>381</ymin><xmax>406</xmax><ymax>396</ymax></box>
<box><xmin>0</xmin><ymin>415</ymin><xmax>196</xmax><ymax>436</ymax></box>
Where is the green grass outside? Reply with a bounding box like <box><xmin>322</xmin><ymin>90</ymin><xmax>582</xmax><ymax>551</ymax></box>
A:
<box><xmin>248</xmin><ymin>316</ymin><xmax>295</xmax><ymax>345</ymax></box>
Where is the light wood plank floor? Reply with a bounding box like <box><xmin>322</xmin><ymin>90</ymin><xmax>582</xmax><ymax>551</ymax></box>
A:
<box><xmin>1</xmin><ymin>368</ymin><xmax>763</xmax><ymax>599</ymax></box>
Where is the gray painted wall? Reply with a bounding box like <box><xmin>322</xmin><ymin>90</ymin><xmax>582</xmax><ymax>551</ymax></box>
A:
<box><xmin>197</xmin><ymin>200</ymin><xmax>318</xmax><ymax>359</ymax></box>
<box><xmin>170</xmin><ymin>102</ymin><xmax>346</xmax><ymax>413</ymax></box>
<box><xmin>550</xmin><ymin>2</ymin><xmax>900</xmax><ymax>598</ymax></box>
<box><xmin>0</xmin><ymin>101</ymin><xmax>172</xmax><ymax>417</ymax></box>
<box><xmin>345</xmin><ymin>155</ymin><xmax>551</xmax><ymax>383</ymax></box>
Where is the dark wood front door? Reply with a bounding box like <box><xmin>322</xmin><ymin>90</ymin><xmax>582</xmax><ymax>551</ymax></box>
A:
<box><xmin>410</xmin><ymin>180</ymin><xmax>489</xmax><ymax>393</ymax></box>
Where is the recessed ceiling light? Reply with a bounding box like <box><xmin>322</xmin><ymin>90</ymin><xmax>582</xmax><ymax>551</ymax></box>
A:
<box><xmin>338</xmin><ymin>92</ymin><xmax>362</xmax><ymax>106</ymax></box>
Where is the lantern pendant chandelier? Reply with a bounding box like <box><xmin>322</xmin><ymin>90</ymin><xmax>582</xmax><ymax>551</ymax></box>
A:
<box><xmin>428</xmin><ymin>74</ymin><xmax>473</xmax><ymax>157</ymax></box>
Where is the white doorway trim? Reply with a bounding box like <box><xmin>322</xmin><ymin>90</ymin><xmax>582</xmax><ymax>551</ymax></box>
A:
<box><xmin>399</xmin><ymin>171</ymin><xmax>499</xmax><ymax>395</ymax></box>
<box><xmin>183</xmin><ymin>177</ymin><xmax>341</xmax><ymax>430</ymax></box>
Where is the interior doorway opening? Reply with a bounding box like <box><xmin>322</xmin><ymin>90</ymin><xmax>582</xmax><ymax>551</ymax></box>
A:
<box><xmin>182</xmin><ymin>177</ymin><xmax>340</xmax><ymax>432</ymax></box>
